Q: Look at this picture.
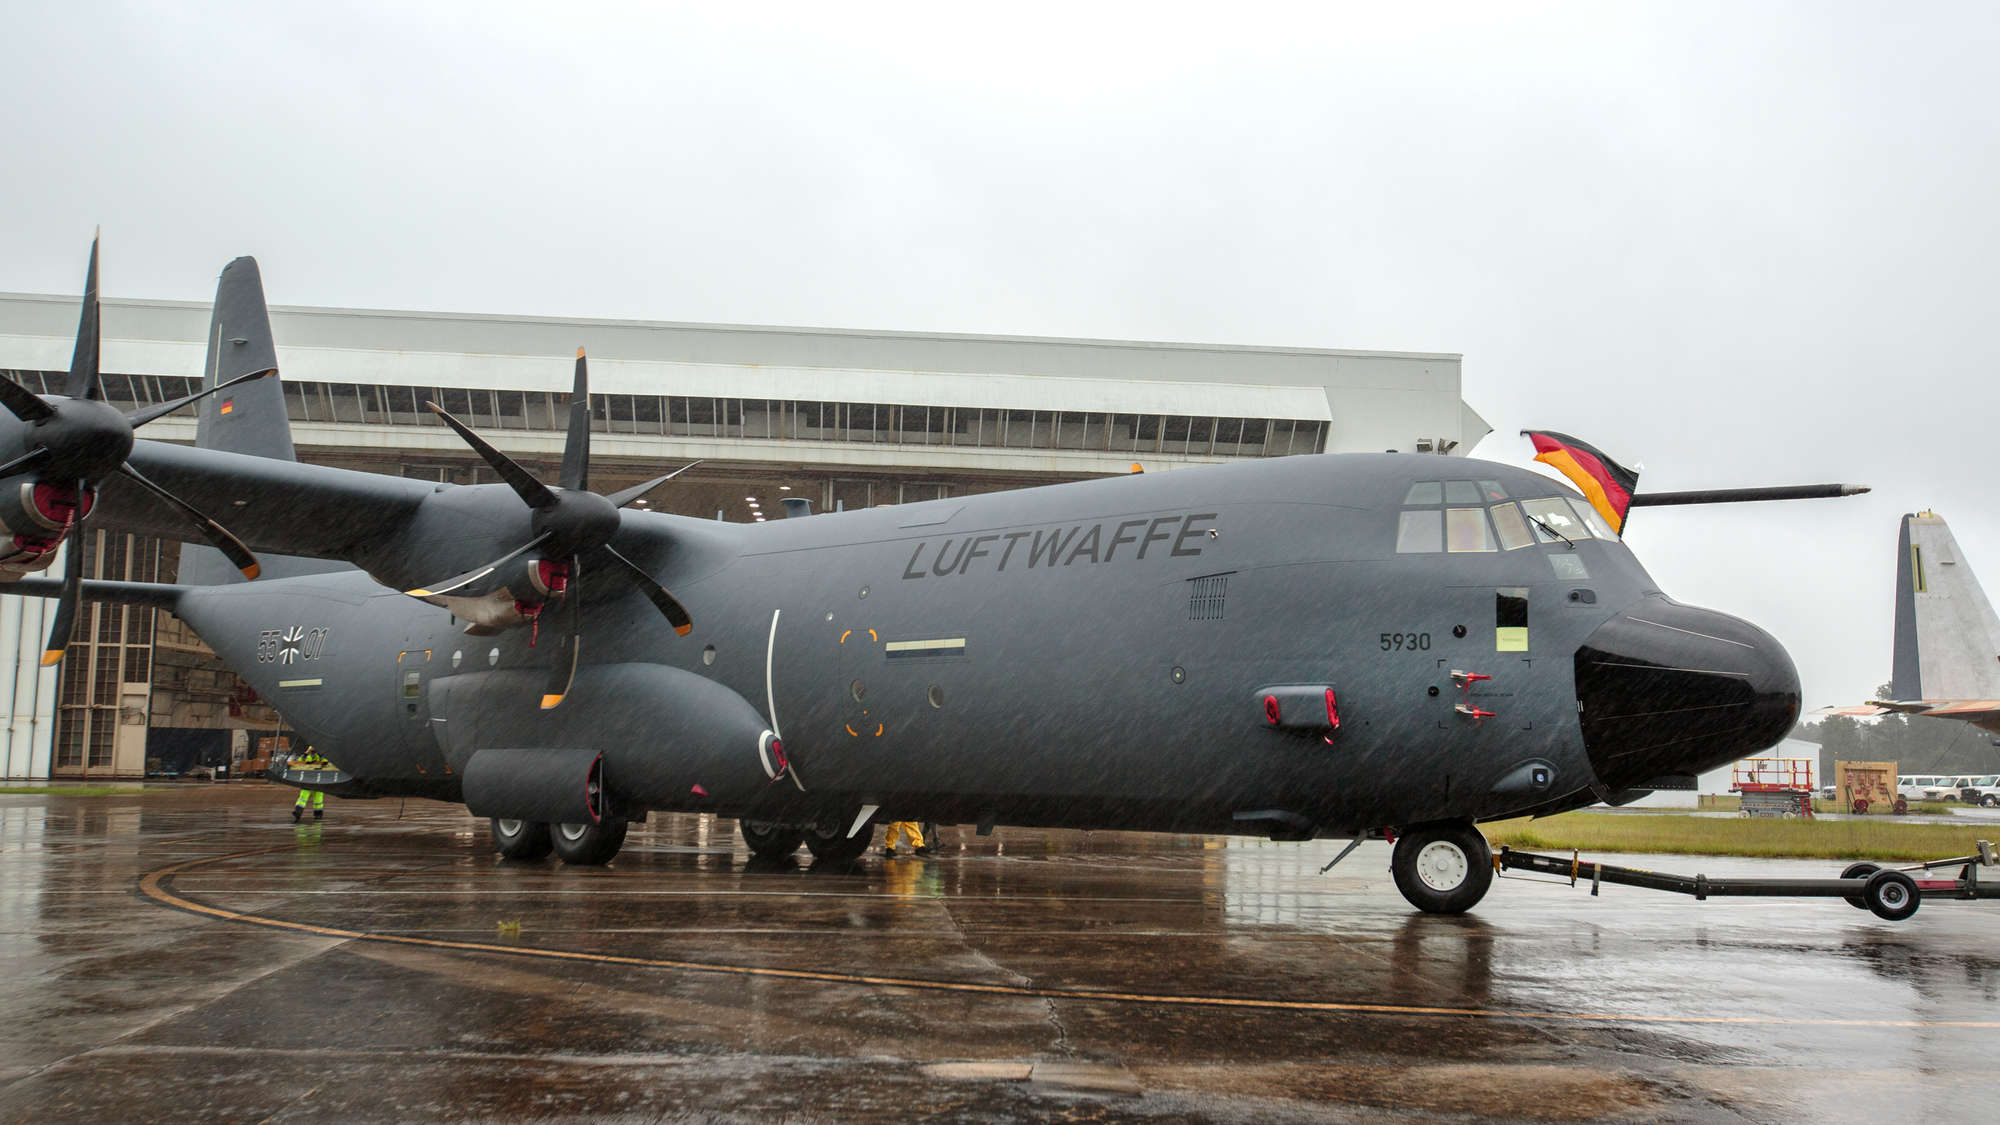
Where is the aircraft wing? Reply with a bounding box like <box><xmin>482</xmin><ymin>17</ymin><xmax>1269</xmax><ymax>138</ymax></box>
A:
<box><xmin>91</xmin><ymin>437</ymin><xmax>436</xmax><ymax>563</ymax></box>
<box><xmin>1865</xmin><ymin>698</ymin><xmax>2000</xmax><ymax>734</ymax></box>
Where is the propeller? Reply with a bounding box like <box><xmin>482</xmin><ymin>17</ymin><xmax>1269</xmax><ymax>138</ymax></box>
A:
<box><xmin>1</xmin><ymin>235</ymin><xmax>271</xmax><ymax>666</ymax></box>
<box><xmin>404</xmin><ymin>348</ymin><xmax>699</xmax><ymax>708</ymax></box>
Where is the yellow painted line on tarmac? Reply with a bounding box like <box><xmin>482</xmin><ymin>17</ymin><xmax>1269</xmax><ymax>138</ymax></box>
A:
<box><xmin>138</xmin><ymin>846</ymin><xmax>2000</xmax><ymax>1031</ymax></box>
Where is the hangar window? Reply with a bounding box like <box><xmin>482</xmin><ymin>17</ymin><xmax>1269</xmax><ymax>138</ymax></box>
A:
<box><xmin>1396</xmin><ymin>510</ymin><xmax>1442</xmax><ymax>553</ymax></box>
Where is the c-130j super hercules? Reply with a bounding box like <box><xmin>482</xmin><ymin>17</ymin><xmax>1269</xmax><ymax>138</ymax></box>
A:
<box><xmin>6</xmin><ymin>241</ymin><xmax>1839</xmax><ymax>914</ymax></box>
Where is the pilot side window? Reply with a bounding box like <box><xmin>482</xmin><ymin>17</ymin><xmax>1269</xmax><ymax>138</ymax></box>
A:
<box><xmin>1489</xmin><ymin>503</ymin><xmax>1534</xmax><ymax>550</ymax></box>
<box><xmin>1566</xmin><ymin>499</ymin><xmax>1619</xmax><ymax>540</ymax></box>
<box><xmin>1404</xmin><ymin>481</ymin><xmax>1443</xmax><ymax>505</ymax></box>
<box><xmin>1396</xmin><ymin>510</ymin><xmax>1442</xmax><ymax>553</ymax></box>
<box><xmin>1445</xmin><ymin>508</ymin><xmax>1496</xmax><ymax>552</ymax></box>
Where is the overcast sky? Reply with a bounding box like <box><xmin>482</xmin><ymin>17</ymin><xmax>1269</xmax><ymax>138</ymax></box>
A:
<box><xmin>4</xmin><ymin>2</ymin><xmax>1996</xmax><ymax>711</ymax></box>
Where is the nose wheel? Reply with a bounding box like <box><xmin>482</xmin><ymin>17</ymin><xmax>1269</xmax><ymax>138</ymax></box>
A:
<box><xmin>1391</xmin><ymin>820</ymin><xmax>1494</xmax><ymax>914</ymax></box>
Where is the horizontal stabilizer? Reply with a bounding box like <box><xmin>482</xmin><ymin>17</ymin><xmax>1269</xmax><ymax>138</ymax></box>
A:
<box><xmin>7</xmin><ymin>577</ymin><xmax>191</xmax><ymax>610</ymax></box>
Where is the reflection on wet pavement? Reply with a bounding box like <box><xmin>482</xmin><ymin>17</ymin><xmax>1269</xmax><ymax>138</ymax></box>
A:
<box><xmin>2</xmin><ymin>786</ymin><xmax>1996</xmax><ymax>1123</ymax></box>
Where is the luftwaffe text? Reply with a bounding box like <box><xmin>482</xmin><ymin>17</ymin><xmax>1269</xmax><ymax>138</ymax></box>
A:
<box><xmin>900</xmin><ymin>513</ymin><xmax>1218</xmax><ymax>580</ymax></box>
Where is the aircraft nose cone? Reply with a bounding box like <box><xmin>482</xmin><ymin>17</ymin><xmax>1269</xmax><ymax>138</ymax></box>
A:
<box><xmin>1574</xmin><ymin>597</ymin><xmax>1801</xmax><ymax>792</ymax></box>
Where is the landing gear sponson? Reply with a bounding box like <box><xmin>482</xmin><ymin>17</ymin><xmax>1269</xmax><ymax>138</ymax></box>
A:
<box><xmin>489</xmin><ymin>817</ymin><xmax>629</xmax><ymax>865</ymax></box>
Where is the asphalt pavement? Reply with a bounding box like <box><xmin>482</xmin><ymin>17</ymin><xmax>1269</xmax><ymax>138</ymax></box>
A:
<box><xmin>2</xmin><ymin>785</ymin><xmax>1995</xmax><ymax>1123</ymax></box>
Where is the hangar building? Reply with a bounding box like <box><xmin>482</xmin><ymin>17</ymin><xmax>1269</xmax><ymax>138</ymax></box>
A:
<box><xmin>0</xmin><ymin>289</ymin><xmax>1487</xmax><ymax>779</ymax></box>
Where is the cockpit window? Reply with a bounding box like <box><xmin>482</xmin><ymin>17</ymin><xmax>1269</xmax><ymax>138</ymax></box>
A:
<box><xmin>1443</xmin><ymin>481</ymin><xmax>1482</xmax><ymax>505</ymax></box>
<box><xmin>1478</xmin><ymin>480</ymin><xmax>1508</xmax><ymax>501</ymax></box>
<box><xmin>1520</xmin><ymin>497</ymin><xmax>1589</xmax><ymax>543</ymax></box>
<box><xmin>1403</xmin><ymin>481</ymin><xmax>1443</xmax><ymax>505</ymax></box>
<box><xmin>1445</xmin><ymin>508</ymin><xmax>1496</xmax><ymax>552</ymax></box>
<box><xmin>1396</xmin><ymin>510</ymin><xmax>1442</xmax><ymax>552</ymax></box>
<box><xmin>1567</xmin><ymin>499</ymin><xmax>1619</xmax><ymax>540</ymax></box>
<box><xmin>1489</xmin><ymin>502</ymin><xmax>1534</xmax><ymax>550</ymax></box>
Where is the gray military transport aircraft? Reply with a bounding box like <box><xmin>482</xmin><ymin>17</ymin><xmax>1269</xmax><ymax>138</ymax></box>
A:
<box><xmin>3</xmin><ymin>243</ymin><xmax>1810</xmax><ymax>915</ymax></box>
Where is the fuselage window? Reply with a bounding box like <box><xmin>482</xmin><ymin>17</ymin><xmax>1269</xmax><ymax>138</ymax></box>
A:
<box><xmin>1396</xmin><ymin>509</ymin><xmax>1442</xmax><ymax>553</ymax></box>
<box><xmin>1489</xmin><ymin>502</ymin><xmax>1533</xmax><ymax>550</ymax></box>
<box><xmin>1520</xmin><ymin>497</ymin><xmax>1588</xmax><ymax>543</ymax></box>
<box><xmin>1566</xmin><ymin>499</ymin><xmax>1619</xmax><ymax>540</ymax></box>
<box><xmin>1403</xmin><ymin>481</ymin><xmax>1443</xmax><ymax>505</ymax></box>
<box><xmin>1445</xmin><ymin>508</ymin><xmax>1496</xmax><ymax>552</ymax></box>
<box><xmin>1443</xmin><ymin>481</ymin><xmax>1482</xmax><ymax>505</ymax></box>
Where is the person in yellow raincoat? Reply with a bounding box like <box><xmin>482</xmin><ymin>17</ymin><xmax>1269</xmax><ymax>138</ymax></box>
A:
<box><xmin>881</xmin><ymin>820</ymin><xmax>932</xmax><ymax>857</ymax></box>
<box><xmin>290</xmin><ymin>747</ymin><xmax>334</xmax><ymax>822</ymax></box>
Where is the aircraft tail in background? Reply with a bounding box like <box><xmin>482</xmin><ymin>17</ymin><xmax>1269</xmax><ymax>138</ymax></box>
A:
<box><xmin>176</xmin><ymin>258</ymin><xmax>353</xmax><ymax>586</ymax></box>
<box><xmin>1869</xmin><ymin>511</ymin><xmax>2000</xmax><ymax>732</ymax></box>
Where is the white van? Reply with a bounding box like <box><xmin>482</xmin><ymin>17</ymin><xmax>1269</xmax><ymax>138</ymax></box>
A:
<box><xmin>1898</xmin><ymin>775</ymin><xmax>1949</xmax><ymax>801</ymax></box>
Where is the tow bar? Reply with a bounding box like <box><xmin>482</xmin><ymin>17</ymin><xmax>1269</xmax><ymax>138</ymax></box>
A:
<box><xmin>1495</xmin><ymin>840</ymin><xmax>1999</xmax><ymax>922</ymax></box>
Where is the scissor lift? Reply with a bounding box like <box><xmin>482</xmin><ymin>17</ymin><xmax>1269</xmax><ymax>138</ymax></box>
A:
<box><xmin>1496</xmin><ymin>840</ymin><xmax>1999</xmax><ymax>921</ymax></box>
<box><xmin>1730</xmin><ymin>757</ymin><xmax>1814</xmax><ymax>819</ymax></box>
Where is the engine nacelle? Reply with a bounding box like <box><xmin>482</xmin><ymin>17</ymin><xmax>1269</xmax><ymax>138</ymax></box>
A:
<box><xmin>0</xmin><ymin>481</ymin><xmax>93</xmax><ymax>579</ymax></box>
<box><xmin>423</xmin><ymin>556</ymin><xmax>569</xmax><ymax>633</ymax></box>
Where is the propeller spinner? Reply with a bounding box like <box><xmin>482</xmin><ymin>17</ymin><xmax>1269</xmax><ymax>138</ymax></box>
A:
<box><xmin>407</xmin><ymin>349</ymin><xmax>697</xmax><ymax>709</ymax></box>
<box><xmin>0</xmin><ymin>235</ymin><xmax>271</xmax><ymax>665</ymax></box>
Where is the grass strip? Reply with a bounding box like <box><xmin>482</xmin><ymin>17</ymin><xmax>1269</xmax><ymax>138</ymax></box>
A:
<box><xmin>1482</xmin><ymin>812</ymin><xmax>1992</xmax><ymax>862</ymax></box>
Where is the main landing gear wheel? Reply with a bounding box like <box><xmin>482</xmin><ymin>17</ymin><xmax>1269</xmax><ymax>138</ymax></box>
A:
<box><xmin>1863</xmin><ymin>869</ymin><xmax>1921</xmax><ymax>921</ymax></box>
<box><xmin>1391</xmin><ymin>821</ymin><xmax>1494</xmax><ymax>915</ymax></box>
<box><xmin>805</xmin><ymin>817</ymin><xmax>874</xmax><ymax>863</ymax></box>
<box><xmin>552</xmin><ymin>818</ymin><xmax>628</xmax><ymax>865</ymax></box>
<box><xmin>491</xmin><ymin>817</ymin><xmax>553</xmax><ymax>861</ymax></box>
<box><xmin>740</xmin><ymin>819</ymin><xmax>804</xmax><ymax>860</ymax></box>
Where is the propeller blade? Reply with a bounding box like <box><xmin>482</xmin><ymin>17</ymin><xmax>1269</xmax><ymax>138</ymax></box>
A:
<box><xmin>425</xmin><ymin>402</ymin><xmax>557</xmax><ymax>509</ymax></box>
<box><xmin>404</xmin><ymin>531</ymin><xmax>553</xmax><ymax>598</ymax></box>
<box><xmin>39</xmin><ymin>480</ymin><xmax>87</xmax><ymax>666</ymax></box>
<box><xmin>66</xmin><ymin>233</ymin><xmax>104</xmax><ymax>402</ymax></box>
<box><xmin>541</xmin><ymin>556</ymin><xmax>582</xmax><ymax>710</ymax></box>
<box><xmin>115</xmin><ymin>463</ymin><xmax>260</xmax><ymax>579</ymax></box>
<box><xmin>560</xmin><ymin>349</ymin><xmax>590</xmax><ymax>493</ymax></box>
<box><xmin>598</xmin><ymin>544</ymin><xmax>693</xmax><ymax>635</ymax></box>
<box><xmin>125</xmin><ymin>366</ymin><xmax>276</xmax><ymax>430</ymax></box>
<box><xmin>604</xmin><ymin>461</ymin><xmax>701</xmax><ymax>510</ymax></box>
<box><xmin>0</xmin><ymin>446</ymin><xmax>52</xmax><ymax>479</ymax></box>
<box><xmin>0</xmin><ymin>375</ymin><xmax>57</xmax><ymax>423</ymax></box>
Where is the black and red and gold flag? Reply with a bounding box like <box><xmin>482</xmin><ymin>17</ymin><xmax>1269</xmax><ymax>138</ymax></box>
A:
<box><xmin>1521</xmin><ymin>431</ymin><xmax>1639</xmax><ymax>534</ymax></box>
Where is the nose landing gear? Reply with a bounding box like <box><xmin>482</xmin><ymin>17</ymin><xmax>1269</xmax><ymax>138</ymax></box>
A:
<box><xmin>1390</xmin><ymin>820</ymin><xmax>1495</xmax><ymax>914</ymax></box>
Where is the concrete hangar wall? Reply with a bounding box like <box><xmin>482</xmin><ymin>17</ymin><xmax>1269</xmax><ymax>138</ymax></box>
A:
<box><xmin>0</xmin><ymin>289</ymin><xmax>1489</xmax><ymax>780</ymax></box>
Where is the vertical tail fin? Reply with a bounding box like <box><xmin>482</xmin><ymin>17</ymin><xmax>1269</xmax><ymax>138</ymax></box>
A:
<box><xmin>194</xmin><ymin>258</ymin><xmax>290</xmax><ymax>461</ymax></box>
<box><xmin>178</xmin><ymin>259</ymin><xmax>351</xmax><ymax>586</ymax></box>
<box><xmin>1890</xmin><ymin>511</ymin><xmax>2000</xmax><ymax>701</ymax></box>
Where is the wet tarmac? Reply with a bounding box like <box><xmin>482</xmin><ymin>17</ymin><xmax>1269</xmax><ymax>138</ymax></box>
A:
<box><xmin>2</xmin><ymin>785</ymin><xmax>1997</xmax><ymax>1124</ymax></box>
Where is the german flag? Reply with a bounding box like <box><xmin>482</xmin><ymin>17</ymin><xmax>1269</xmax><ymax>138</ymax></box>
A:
<box><xmin>1521</xmin><ymin>431</ymin><xmax>1639</xmax><ymax>534</ymax></box>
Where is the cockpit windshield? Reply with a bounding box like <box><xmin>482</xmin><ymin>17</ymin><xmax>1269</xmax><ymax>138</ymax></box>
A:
<box><xmin>1397</xmin><ymin>481</ymin><xmax>1619</xmax><ymax>554</ymax></box>
<box><xmin>1519</xmin><ymin>497</ymin><xmax>1590</xmax><ymax>543</ymax></box>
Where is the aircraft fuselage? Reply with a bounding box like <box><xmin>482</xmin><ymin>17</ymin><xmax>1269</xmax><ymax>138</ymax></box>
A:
<box><xmin>181</xmin><ymin>451</ymin><xmax>1800</xmax><ymax>838</ymax></box>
